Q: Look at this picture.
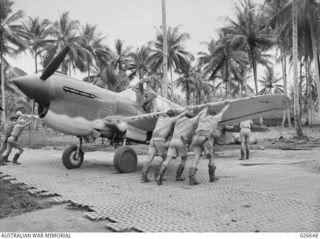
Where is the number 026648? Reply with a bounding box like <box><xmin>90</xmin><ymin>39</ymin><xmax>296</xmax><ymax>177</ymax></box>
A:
<box><xmin>300</xmin><ymin>233</ymin><xmax>318</xmax><ymax>238</ymax></box>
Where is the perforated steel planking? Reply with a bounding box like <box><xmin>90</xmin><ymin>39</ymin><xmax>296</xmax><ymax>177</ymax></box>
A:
<box><xmin>0</xmin><ymin>149</ymin><xmax>319</xmax><ymax>232</ymax></box>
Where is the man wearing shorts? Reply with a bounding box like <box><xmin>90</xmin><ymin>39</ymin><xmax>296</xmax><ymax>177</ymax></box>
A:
<box><xmin>156</xmin><ymin>108</ymin><xmax>205</xmax><ymax>185</ymax></box>
<box><xmin>189</xmin><ymin>102</ymin><xmax>230</xmax><ymax>186</ymax></box>
<box><xmin>239</xmin><ymin>119</ymin><xmax>253</xmax><ymax>160</ymax></box>
<box><xmin>0</xmin><ymin>113</ymin><xmax>22</xmax><ymax>165</ymax></box>
<box><xmin>141</xmin><ymin>109</ymin><xmax>185</xmax><ymax>183</ymax></box>
<box><xmin>1</xmin><ymin>118</ymin><xmax>32</xmax><ymax>165</ymax></box>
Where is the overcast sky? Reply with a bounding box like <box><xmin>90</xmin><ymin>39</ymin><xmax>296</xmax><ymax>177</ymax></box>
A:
<box><xmin>9</xmin><ymin>0</ymin><xmax>268</xmax><ymax>78</ymax></box>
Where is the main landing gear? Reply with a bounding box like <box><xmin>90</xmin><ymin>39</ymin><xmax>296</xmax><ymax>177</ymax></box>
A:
<box><xmin>113</xmin><ymin>146</ymin><xmax>137</xmax><ymax>173</ymax></box>
<box><xmin>62</xmin><ymin>137</ymin><xmax>84</xmax><ymax>169</ymax></box>
<box><xmin>112</xmin><ymin>136</ymin><xmax>138</xmax><ymax>173</ymax></box>
<box><xmin>61</xmin><ymin>136</ymin><xmax>138</xmax><ymax>173</ymax></box>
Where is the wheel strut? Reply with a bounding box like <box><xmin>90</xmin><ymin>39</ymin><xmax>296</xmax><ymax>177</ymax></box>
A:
<box><xmin>77</xmin><ymin>137</ymin><xmax>84</xmax><ymax>158</ymax></box>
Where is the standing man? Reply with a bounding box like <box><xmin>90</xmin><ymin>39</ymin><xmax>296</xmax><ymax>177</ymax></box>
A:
<box><xmin>189</xmin><ymin>102</ymin><xmax>230</xmax><ymax>186</ymax></box>
<box><xmin>239</xmin><ymin>119</ymin><xmax>253</xmax><ymax>160</ymax></box>
<box><xmin>0</xmin><ymin>117</ymin><xmax>32</xmax><ymax>165</ymax></box>
<box><xmin>141</xmin><ymin>109</ymin><xmax>186</xmax><ymax>183</ymax></box>
<box><xmin>156</xmin><ymin>108</ymin><xmax>205</xmax><ymax>185</ymax></box>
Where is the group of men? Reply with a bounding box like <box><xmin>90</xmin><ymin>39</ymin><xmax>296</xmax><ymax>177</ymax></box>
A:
<box><xmin>141</xmin><ymin>102</ymin><xmax>253</xmax><ymax>186</ymax></box>
<box><xmin>0</xmin><ymin>111</ymin><xmax>32</xmax><ymax>166</ymax></box>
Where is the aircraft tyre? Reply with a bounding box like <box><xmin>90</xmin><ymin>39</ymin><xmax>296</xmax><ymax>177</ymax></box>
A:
<box><xmin>114</xmin><ymin>146</ymin><xmax>137</xmax><ymax>173</ymax></box>
<box><xmin>62</xmin><ymin>145</ymin><xmax>84</xmax><ymax>169</ymax></box>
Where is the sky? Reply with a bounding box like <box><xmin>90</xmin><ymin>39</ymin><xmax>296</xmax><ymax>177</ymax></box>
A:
<box><xmin>8</xmin><ymin>0</ymin><xmax>243</xmax><ymax>74</ymax></box>
<box><xmin>8</xmin><ymin>0</ymin><xmax>279</xmax><ymax>90</ymax></box>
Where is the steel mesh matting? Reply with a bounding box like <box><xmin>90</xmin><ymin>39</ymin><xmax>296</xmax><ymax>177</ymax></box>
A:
<box><xmin>0</xmin><ymin>148</ymin><xmax>319</xmax><ymax>232</ymax></box>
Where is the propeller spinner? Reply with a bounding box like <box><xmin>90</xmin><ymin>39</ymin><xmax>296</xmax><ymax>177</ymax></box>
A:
<box><xmin>12</xmin><ymin>45</ymin><xmax>70</xmax><ymax>106</ymax></box>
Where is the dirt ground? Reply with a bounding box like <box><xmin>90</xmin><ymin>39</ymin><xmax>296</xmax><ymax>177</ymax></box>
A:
<box><xmin>0</xmin><ymin>126</ymin><xmax>319</xmax><ymax>232</ymax></box>
<box><xmin>0</xmin><ymin>177</ymin><xmax>109</xmax><ymax>232</ymax></box>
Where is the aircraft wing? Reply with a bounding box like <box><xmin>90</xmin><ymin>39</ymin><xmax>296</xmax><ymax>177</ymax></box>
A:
<box><xmin>118</xmin><ymin>94</ymin><xmax>289</xmax><ymax>130</ymax></box>
<box><xmin>116</xmin><ymin>111</ymin><xmax>169</xmax><ymax>132</ymax></box>
<box><xmin>104</xmin><ymin>94</ymin><xmax>289</xmax><ymax>142</ymax></box>
<box><xmin>205</xmin><ymin>94</ymin><xmax>290</xmax><ymax>125</ymax></box>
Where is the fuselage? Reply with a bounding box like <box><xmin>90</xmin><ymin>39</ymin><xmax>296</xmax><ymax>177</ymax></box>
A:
<box><xmin>13</xmin><ymin>73</ymin><xmax>145</xmax><ymax>137</ymax></box>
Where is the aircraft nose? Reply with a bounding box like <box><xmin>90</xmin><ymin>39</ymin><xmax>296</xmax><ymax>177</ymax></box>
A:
<box><xmin>12</xmin><ymin>74</ymin><xmax>50</xmax><ymax>106</ymax></box>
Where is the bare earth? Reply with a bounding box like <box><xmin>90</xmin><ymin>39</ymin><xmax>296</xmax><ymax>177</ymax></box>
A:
<box><xmin>0</xmin><ymin>126</ymin><xmax>319</xmax><ymax>232</ymax></box>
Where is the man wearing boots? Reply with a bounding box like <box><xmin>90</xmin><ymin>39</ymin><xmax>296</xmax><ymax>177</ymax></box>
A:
<box><xmin>156</xmin><ymin>108</ymin><xmax>205</xmax><ymax>185</ymax></box>
<box><xmin>189</xmin><ymin>102</ymin><xmax>230</xmax><ymax>186</ymax></box>
<box><xmin>239</xmin><ymin>119</ymin><xmax>253</xmax><ymax>160</ymax></box>
<box><xmin>0</xmin><ymin>114</ymin><xmax>22</xmax><ymax>165</ymax></box>
<box><xmin>141</xmin><ymin>109</ymin><xmax>186</xmax><ymax>183</ymax></box>
<box><xmin>0</xmin><ymin>117</ymin><xmax>32</xmax><ymax>165</ymax></box>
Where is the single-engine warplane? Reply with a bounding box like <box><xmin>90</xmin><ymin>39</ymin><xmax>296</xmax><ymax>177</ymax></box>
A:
<box><xmin>12</xmin><ymin>46</ymin><xmax>290</xmax><ymax>173</ymax></box>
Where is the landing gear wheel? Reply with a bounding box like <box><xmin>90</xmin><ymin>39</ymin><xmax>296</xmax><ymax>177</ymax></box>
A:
<box><xmin>62</xmin><ymin>145</ymin><xmax>84</xmax><ymax>169</ymax></box>
<box><xmin>114</xmin><ymin>146</ymin><xmax>137</xmax><ymax>173</ymax></box>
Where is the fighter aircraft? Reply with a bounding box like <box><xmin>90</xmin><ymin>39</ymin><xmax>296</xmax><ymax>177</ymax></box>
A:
<box><xmin>12</xmin><ymin>46</ymin><xmax>290</xmax><ymax>173</ymax></box>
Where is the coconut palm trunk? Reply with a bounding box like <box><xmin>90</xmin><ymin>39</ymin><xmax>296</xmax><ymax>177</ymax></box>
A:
<box><xmin>308</xmin><ymin>7</ymin><xmax>320</xmax><ymax>115</ymax></box>
<box><xmin>34</xmin><ymin>50</ymin><xmax>38</xmax><ymax>73</ymax></box>
<box><xmin>0</xmin><ymin>30</ymin><xmax>5</xmax><ymax>123</ymax></box>
<box><xmin>299</xmin><ymin>61</ymin><xmax>304</xmax><ymax>123</ymax></box>
<box><xmin>161</xmin><ymin>0</ymin><xmax>168</xmax><ymax>99</ymax></box>
<box><xmin>292</xmin><ymin>0</ymin><xmax>304</xmax><ymax>137</ymax></box>
<box><xmin>281</xmin><ymin>56</ymin><xmax>291</xmax><ymax>127</ymax></box>
<box><xmin>0</xmin><ymin>54</ymin><xmax>5</xmax><ymax>123</ymax></box>
<box><xmin>305</xmin><ymin>60</ymin><xmax>312</xmax><ymax>125</ymax></box>
<box><xmin>225</xmin><ymin>62</ymin><xmax>229</xmax><ymax>99</ymax></box>
<box><xmin>170</xmin><ymin>67</ymin><xmax>174</xmax><ymax>100</ymax></box>
<box><xmin>249</xmin><ymin>48</ymin><xmax>259</xmax><ymax>95</ymax></box>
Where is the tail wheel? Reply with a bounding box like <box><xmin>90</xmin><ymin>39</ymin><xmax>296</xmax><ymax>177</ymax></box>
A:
<box><xmin>113</xmin><ymin>146</ymin><xmax>137</xmax><ymax>173</ymax></box>
<box><xmin>62</xmin><ymin>145</ymin><xmax>84</xmax><ymax>169</ymax></box>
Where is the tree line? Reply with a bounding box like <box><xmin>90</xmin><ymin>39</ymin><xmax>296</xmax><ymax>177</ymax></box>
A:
<box><xmin>1</xmin><ymin>0</ymin><xmax>319</xmax><ymax>137</ymax></box>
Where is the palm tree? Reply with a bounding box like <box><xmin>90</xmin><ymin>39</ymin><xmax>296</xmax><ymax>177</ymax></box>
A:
<box><xmin>127</xmin><ymin>45</ymin><xmax>151</xmax><ymax>97</ymax></box>
<box><xmin>198</xmin><ymin>39</ymin><xmax>217</xmax><ymax>80</ymax></box>
<box><xmin>98</xmin><ymin>64</ymin><xmax>129</xmax><ymax>92</ymax></box>
<box><xmin>0</xmin><ymin>0</ymin><xmax>27</xmax><ymax>121</ymax></box>
<box><xmin>263</xmin><ymin>0</ymin><xmax>291</xmax><ymax>126</ymax></box>
<box><xmin>264</xmin><ymin>0</ymin><xmax>320</xmax><ymax>127</ymax></box>
<box><xmin>224</xmin><ymin>0</ymin><xmax>276</xmax><ymax>95</ymax></box>
<box><xmin>193</xmin><ymin>74</ymin><xmax>215</xmax><ymax>104</ymax></box>
<box><xmin>175</xmin><ymin>60</ymin><xmax>198</xmax><ymax>105</ymax></box>
<box><xmin>110</xmin><ymin>39</ymin><xmax>132</xmax><ymax>73</ymax></box>
<box><xmin>198</xmin><ymin>32</ymin><xmax>250</xmax><ymax>99</ymax></box>
<box><xmin>42</xmin><ymin>11</ymin><xmax>89</xmax><ymax>75</ymax></box>
<box><xmin>148</xmin><ymin>25</ymin><xmax>193</xmax><ymax>99</ymax></box>
<box><xmin>22</xmin><ymin>16</ymin><xmax>51</xmax><ymax>73</ymax></box>
<box><xmin>258</xmin><ymin>67</ymin><xmax>283</xmax><ymax>95</ymax></box>
<box><xmin>144</xmin><ymin>73</ymin><xmax>162</xmax><ymax>93</ymax></box>
<box><xmin>78</xmin><ymin>23</ymin><xmax>111</xmax><ymax>78</ymax></box>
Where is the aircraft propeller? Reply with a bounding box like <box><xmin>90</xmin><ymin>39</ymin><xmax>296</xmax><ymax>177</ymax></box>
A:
<box><xmin>40</xmin><ymin>45</ymin><xmax>70</xmax><ymax>80</ymax></box>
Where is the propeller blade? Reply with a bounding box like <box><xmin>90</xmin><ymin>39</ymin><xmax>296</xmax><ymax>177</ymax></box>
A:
<box><xmin>40</xmin><ymin>45</ymin><xmax>70</xmax><ymax>80</ymax></box>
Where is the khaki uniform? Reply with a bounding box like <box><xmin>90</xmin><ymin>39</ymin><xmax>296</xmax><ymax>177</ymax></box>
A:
<box><xmin>3</xmin><ymin>121</ymin><xmax>31</xmax><ymax>161</ymax></box>
<box><xmin>239</xmin><ymin>120</ymin><xmax>252</xmax><ymax>160</ymax></box>
<box><xmin>167</xmin><ymin>116</ymin><xmax>198</xmax><ymax>157</ymax></box>
<box><xmin>0</xmin><ymin>121</ymin><xmax>18</xmax><ymax>155</ymax></box>
<box><xmin>148</xmin><ymin>115</ymin><xmax>179</xmax><ymax>157</ymax></box>
<box><xmin>191</xmin><ymin>114</ymin><xmax>220</xmax><ymax>168</ymax></box>
<box><xmin>189</xmin><ymin>104</ymin><xmax>230</xmax><ymax>185</ymax></box>
<box><xmin>141</xmin><ymin>114</ymin><xmax>182</xmax><ymax>183</ymax></box>
<box><xmin>156</xmin><ymin>114</ymin><xmax>200</xmax><ymax>185</ymax></box>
